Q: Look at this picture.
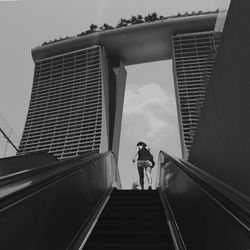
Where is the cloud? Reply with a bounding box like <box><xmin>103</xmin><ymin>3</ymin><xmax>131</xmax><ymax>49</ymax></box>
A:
<box><xmin>146</xmin><ymin>111</ymin><xmax>169</xmax><ymax>137</ymax></box>
<box><xmin>124</xmin><ymin>83</ymin><xmax>175</xmax><ymax>116</ymax></box>
<box><xmin>122</xmin><ymin>83</ymin><xmax>177</xmax><ymax>139</ymax></box>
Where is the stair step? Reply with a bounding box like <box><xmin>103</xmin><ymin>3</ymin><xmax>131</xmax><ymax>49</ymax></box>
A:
<box><xmin>111</xmin><ymin>192</ymin><xmax>158</xmax><ymax>196</ymax></box>
<box><xmin>99</xmin><ymin>212</ymin><xmax>166</xmax><ymax>222</ymax></box>
<box><xmin>106</xmin><ymin>199</ymin><xmax>161</xmax><ymax>204</ymax></box>
<box><xmin>84</xmin><ymin>243</ymin><xmax>175</xmax><ymax>250</ymax></box>
<box><xmin>94</xmin><ymin>221</ymin><xmax>171</xmax><ymax>232</ymax></box>
<box><xmin>108</xmin><ymin>199</ymin><xmax>160</xmax><ymax>204</ymax></box>
<box><xmin>103</xmin><ymin>205</ymin><xmax>163</xmax><ymax>213</ymax></box>
<box><xmin>86</xmin><ymin>231</ymin><xmax>173</xmax><ymax>244</ymax></box>
<box><xmin>93</xmin><ymin>222</ymin><xmax>170</xmax><ymax>233</ymax></box>
<box><xmin>111</xmin><ymin>190</ymin><xmax>158</xmax><ymax>197</ymax></box>
<box><xmin>106</xmin><ymin>201</ymin><xmax>161</xmax><ymax>208</ymax></box>
<box><xmin>113</xmin><ymin>190</ymin><xmax>157</xmax><ymax>193</ymax></box>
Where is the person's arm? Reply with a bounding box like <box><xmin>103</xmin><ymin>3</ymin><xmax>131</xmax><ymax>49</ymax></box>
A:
<box><xmin>132</xmin><ymin>146</ymin><xmax>139</xmax><ymax>163</ymax></box>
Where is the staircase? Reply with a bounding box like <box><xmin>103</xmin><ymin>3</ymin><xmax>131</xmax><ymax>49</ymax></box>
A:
<box><xmin>84</xmin><ymin>189</ymin><xmax>175</xmax><ymax>249</ymax></box>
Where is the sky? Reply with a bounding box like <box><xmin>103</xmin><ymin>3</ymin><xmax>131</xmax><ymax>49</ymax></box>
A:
<box><xmin>0</xmin><ymin>0</ymin><xmax>223</xmax><ymax>188</ymax></box>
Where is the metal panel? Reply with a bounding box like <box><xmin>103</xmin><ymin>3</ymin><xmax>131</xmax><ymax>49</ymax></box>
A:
<box><xmin>157</xmin><ymin>151</ymin><xmax>250</xmax><ymax>249</ymax></box>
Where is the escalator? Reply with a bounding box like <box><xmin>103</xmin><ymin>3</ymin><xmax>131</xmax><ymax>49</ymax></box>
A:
<box><xmin>84</xmin><ymin>190</ymin><xmax>175</xmax><ymax>250</ymax></box>
<box><xmin>0</xmin><ymin>150</ymin><xmax>248</xmax><ymax>249</ymax></box>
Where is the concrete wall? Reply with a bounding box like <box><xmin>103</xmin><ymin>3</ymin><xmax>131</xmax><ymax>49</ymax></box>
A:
<box><xmin>111</xmin><ymin>61</ymin><xmax>127</xmax><ymax>161</ymax></box>
<box><xmin>100</xmin><ymin>48</ymin><xmax>109</xmax><ymax>153</ymax></box>
<box><xmin>189</xmin><ymin>0</ymin><xmax>250</xmax><ymax>197</ymax></box>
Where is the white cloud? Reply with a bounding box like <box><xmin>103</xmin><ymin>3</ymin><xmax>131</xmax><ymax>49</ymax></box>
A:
<box><xmin>146</xmin><ymin>111</ymin><xmax>169</xmax><ymax>138</ymax></box>
<box><xmin>124</xmin><ymin>83</ymin><xmax>175</xmax><ymax>116</ymax></box>
<box><xmin>123</xmin><ymin>83</ymin><xmax>177</xmax><ymax>139</ymax></box>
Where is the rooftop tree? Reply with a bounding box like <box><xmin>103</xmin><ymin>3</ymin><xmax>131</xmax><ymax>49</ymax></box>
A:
<box><xmin>101</xmin><ymin>23</ymin><xmax>114</xmax><ymax>30</ymax></box>
<box><xmin>144</xmin><ymin>12</ymin><xmax>159</xmax><ymax>22</ymax></box>
<box><xmin>130</xmin><ymin>14</ymin><xmax>144</xmax><ymax>25</ymax></box>
<box><xmin>85</xmin><ymin>24</ymin><xmax>98</xmax><ymax>34</ymax></box>
<box><xmin>116</xmin><ymin>18</ymin><xmax>129</xmax><ymax>28</ymax></box>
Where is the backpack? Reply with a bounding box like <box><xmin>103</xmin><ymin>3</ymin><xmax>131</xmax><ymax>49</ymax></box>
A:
<box><xmin>142</xmin><ymin>146</ymin><xmax>155</xmax><ymax>167</ymax></box>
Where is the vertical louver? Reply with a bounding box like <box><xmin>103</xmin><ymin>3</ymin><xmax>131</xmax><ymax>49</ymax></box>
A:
<box><xmin>19</xmin><ymin>46</ymin><xmax>103</xmax><ymax>159</ymax></box>
<box><xmin>173</xmin><ymin>31</ymin><xmax>221</xmax><ymax>155</ymax></box>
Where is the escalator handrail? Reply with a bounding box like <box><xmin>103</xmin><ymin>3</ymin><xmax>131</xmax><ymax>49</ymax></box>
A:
<box><xmin>0</xmin><ymin>152</ymin><xmax>102</xmax><ymax>187</ymax></box>
<box><xmin>0</xmin><ymin>151</ymin><xmax>99</xmax><ymax>186</ymax></box>
<box><xmin>158</xmin><ymin>188</ymin><xmax>187</xmax><ymax>250</ymax></box>
<box><xmin>158</xmin><ymin>151</ymin><xmax>250</xmax><ymax>232</ymax></box>
<box><xmin>0</xmin><ymin>151</ymin><xmax>121</xmax><ymax>210</ymax></box>
<box><xmin>0</xmin><ymin>151</ymin><xmax>111</xmax><ymax>185</ymax></box>
<box><xmin>67</xmin><ymin>187</ymin><xmax>116</xmax><ymax>250</ymax></box>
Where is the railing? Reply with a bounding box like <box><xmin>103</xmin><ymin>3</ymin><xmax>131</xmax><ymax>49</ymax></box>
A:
<box><xmin>156</xmin><ymin>150</ymin><xmax>250</xmax><ymax>250</ymax></box>
<box><xmin>0</xmin><ymin>151</ymin><xmax>121</xmax><ymax>250</ymax></box>
<box><xmin>0</xmin><ymin>113</ymin><xmax>20</xmax><ymax>158</ymax></box>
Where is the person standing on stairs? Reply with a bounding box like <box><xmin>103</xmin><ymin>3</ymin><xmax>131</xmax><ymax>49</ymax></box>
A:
<box><xmin>132</xmin><ymin>141</ymin><xmax>154</xmax><ymax>190</ymax></box>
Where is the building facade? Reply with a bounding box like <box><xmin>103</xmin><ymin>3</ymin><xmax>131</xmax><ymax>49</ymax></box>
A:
<box><xmin>172</xmin><ymin>31</ymin><xmax>221</xmax><ymax>158</ymax></box>
<box><xmin>18</xmin><ymin>13</ymin><xmax>218</xmax><ymax>160</ymax></box>
<box><xmin>19</xmin><ymin>45</ymin><xmax>126</xmax><ymax>160</ymax></box>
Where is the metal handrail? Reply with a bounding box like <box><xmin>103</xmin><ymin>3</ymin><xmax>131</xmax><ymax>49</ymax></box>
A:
<box><xmin>68</xmin><ymin>187</ymin><xmax>116</xmax><ymax>250</ymax></box>
<box><xmin>158</xmin><ymin>150</ymin><xmax>250</xmax><ymax>232</ymax></box>
<box><xmin>0</xmin><ymin>151</ymin><xmax>100</xmax><ymax>186</ymax></box>
<box><xmin>158</xmin><ymin>188</ymin><xmax>187</xmax><ymax>250</ymax></box>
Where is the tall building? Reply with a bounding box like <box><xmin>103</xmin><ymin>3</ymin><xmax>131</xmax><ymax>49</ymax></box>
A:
<box><xmin>18</xmin><ymin>12</ymin><xmax>218</xmax><ymax>160</ymax></box>
<box><xmin>172</xmin><ymin>31</ymin><xmax>221</xmax><ymax>158</ymax></box>
<box><xmin>19</xmin><ymin>45</ymin><xmax>126</xmax><ymax>160</ymax></box>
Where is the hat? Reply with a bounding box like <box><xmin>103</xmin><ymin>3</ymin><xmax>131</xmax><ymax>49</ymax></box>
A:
<box><xmin>137</xmin><ymin>141</ymin><xmax>147</xmax><ymax>147</ymax></box>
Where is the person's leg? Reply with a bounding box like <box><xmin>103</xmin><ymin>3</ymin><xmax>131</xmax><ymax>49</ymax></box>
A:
<box><xmin>145</xmin><ymin>165</ymin><xmax>152</xmax><ymax>189</ymax></box>
<box><xmin>137</xmin><ymin>162</ymin><xmax>144</xmax><ymax>190</ymax></box>
<box><xmin>137</xmin><ymin>167</ymin><xmax>144</xmax><ymax>189</ymax></box>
